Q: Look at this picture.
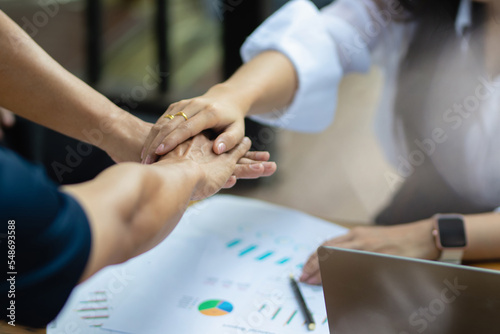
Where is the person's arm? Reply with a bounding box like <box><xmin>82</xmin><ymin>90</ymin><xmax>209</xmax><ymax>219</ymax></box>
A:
<box><xmin>0</xmin><ymin>10</ymin><xmax>148</xmax><ymax>163</ymax></box>
<box><xmin>64</xmin><ymin>134</ymin><xmax>275</xmax><ymax>282</ymax></box>
<box><xmin>140</xmin><ymin>50</ymin><xmax>297</xmax><ymax>164</ymax></box>
<box><xmin>140</xmin><ymin>0</ymin><xmax>411</xmax><ymax>164</ymax></box>
<box><xmin>300</xmin><ymin>212</ymin><xmax>500</xmax><ymax>285</ymax></box>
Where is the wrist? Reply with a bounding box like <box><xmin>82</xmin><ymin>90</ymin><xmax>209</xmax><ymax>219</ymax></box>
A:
<box><xmin>101</xmin><ymin>109</ymin><xmax>152</xmax><ymax>163</ymax></box>
<box><xmin>154</xmin><ymin>158</ymin><xmax>203</xmax><ymax>198</ymax></box>
<box><xmin>418</xmin><ymin>219</ymin><xmax>442</xmax><ymax>260</ymax></box>
<box><xmin>207</xmin><ymin>83</ymin><xmax>254</xmax><ymax>117</ymax></box>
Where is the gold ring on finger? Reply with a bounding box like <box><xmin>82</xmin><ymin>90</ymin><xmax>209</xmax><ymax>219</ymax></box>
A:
<box><xmin>174</xmin><ymin>112</ymin><xmax>189</xmax><ymax>121</ymax></box>
<box><xmin>164</xmin><ymin>114</ymin><xmax>175</xmax><ymax>120</ymax></box>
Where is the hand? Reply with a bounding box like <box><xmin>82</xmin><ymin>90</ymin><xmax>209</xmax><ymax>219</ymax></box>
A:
<box><xmin>0</xmin><ymin>107</ymin><xmax>15</xmax><ymax>140</ymax></box>
<box><xmin>299</xmin><ymin>220</ymin><xmax>440</xmax><ymax>285</ymax></box>
<box><xmin>141</xmin><ymin>84</ymin><xmax>249</xmax><ymax>164</ymax></box>
<box><xmin>231</xmin><ymin>150</ymin><xmax>277</xmax><ymax>183</ymax></box>
<box><xmin>158</xmin><ymin>133</ymin><xmax>276</xmax><ymax>200</ymax></box>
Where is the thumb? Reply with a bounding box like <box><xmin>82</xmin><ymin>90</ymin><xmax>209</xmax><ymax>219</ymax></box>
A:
<box><xmin>213</xmin><ymin>121</ymin><xmax>245</xmax><ymax>154</ymax></box>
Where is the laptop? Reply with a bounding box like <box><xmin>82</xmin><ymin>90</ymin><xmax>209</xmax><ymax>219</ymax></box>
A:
<box><xmin>318</xmin><ymin>246</ymin><xmax>500</xmax><ymax>334</ymax></box>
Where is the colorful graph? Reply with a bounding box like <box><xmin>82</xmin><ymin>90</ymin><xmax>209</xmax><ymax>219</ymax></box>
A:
<box><xmin>239</xmin><ymin>245</ymin><xmax>257</xmax><ymax>256</ymax></box>
<box><xmin>198</xmin><ymin>300</ymin><xmax>234</xmax><ymax>317</ymax></box>
<box><xmin>226</xmin><ymin>234</ymin><xmax>315</xmax><ymax>268</ymax></box>
<box><xmin>76</xmin><ymin>291</ymin><xmax>110</xmax><ymax>328</ymax></box>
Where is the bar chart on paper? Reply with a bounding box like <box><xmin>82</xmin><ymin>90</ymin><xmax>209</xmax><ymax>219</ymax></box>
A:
<box><xmin>223</xmin><ymin>230</ymin><xmax>316</xmax><ymax>275</ymax></box>
<box><xmin>95</xmin><ymin>196</ymin><xmax>349</xmax><ymax>334</ymax></box>
<box><xmin>75</xmin><ymin>291</ymin><xmax>110</xmax><ymax>328</ymax></box>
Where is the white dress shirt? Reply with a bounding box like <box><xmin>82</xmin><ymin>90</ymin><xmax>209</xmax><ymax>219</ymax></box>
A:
<box><xmin>241</xmin><ymin>0</ymin><xmax>500</xmax><ymax>209</ymax></box>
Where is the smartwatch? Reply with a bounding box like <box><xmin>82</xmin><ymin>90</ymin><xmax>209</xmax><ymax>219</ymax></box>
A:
<box><xmin>432</xmin><ymin>214</ymin><xmax>467</xmax><ymax>264</ymax></box>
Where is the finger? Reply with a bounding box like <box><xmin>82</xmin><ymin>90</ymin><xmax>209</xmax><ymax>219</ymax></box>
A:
<box><xmin>300</xmin><ymin>251</ymin><xmax>321</xmax><ymax>284</ymax></box>
<box><xmin>307</xmin><ymin>271</ymin><xmax>323</xmax><ymax>285</ymax></box>
<box><xmin>143</xmin><ymin>113</ymin><xmax>189</xmax><ymax>164</ymax></box>
<box><xmin>146</xmin><ymin>117</ymin><xmax>184</xmax><ymax>161</ymax></box>
<box><xmin>222</xmin><ymin>175</ymin><xmax>237</xmax><ymax>189</ymax></box>
<box><xmin>233</xmin><ymin>161</ymin><xmax>277</xmax><ymax>179</ymax></box>
<box><xmin>141</xmin><ymin>101</ymin><xmax>189</xmax><ymax>163</ymax></box>
<box><xmin>141</xmin><ymin>124</ymin><xmax>161</xmax><ymax>164</ymax></box>
<box><xmin>236</xmin><ymin>157</ymin><xmax>258</xmax><ymax>165</ymax></box>
<box><xmin>226</xmin><ymin>137</ymin><xmax>252</xmax><ymax>164</ymax></box>
<box><xmin>261</xmin><ymin>161</ymin><xmax>277</xmax><ymax>177</ymax></box>
<box><xmin>156</xmin><ymin>104</ymin><xmax>221</xmax><ymax>156</ymax></box>
<box><xmin>299</xmin><ymin>239</ymin><xmax>359</xmax><ymax>285</ymax></box>
<box><xmin>242</xmin><ymin>158</ymin><xmax>276</xmax><ymax>174</ymax></box>
<box><xmin>233</xmin><ymin>163</ymin><xmax>265</xmax><ymax>179</ymax></box>
<box><xmin>213</xmin><ymin>121</ymin><xmax>245</xmax><ymax>154</ymax></box>
<box><xmin>142</xmin><ymin>104</ymin><xmax>178</xmax><ymax>160</ymax></box>
<box><xmin>0</xmin><ymin>109</ymin><xmax>15</xmax><ymax>127</ymax></box>
<box><xmin>244</xmin><ymin>151</ymin><xmax>270</xmax><ymax>162</ymax></box>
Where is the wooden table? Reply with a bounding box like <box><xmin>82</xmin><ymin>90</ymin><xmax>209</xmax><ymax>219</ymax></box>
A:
<box><xmin>0</xmin><ymin>324</ymin><xmax>45</xmax><ymax>333</ymax></box>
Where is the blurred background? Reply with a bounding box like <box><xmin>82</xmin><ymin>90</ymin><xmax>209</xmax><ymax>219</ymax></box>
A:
<box><xmin>0</xmin><ymin>0</ymin><xmax>396</xmax><ymax>224</ymax></box>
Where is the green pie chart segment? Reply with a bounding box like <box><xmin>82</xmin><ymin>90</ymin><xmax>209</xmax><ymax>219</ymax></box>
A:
<box><xmin>198</xmin><ymin>300</ymin><xmax>234</xmax><ymax>317</ymax></box>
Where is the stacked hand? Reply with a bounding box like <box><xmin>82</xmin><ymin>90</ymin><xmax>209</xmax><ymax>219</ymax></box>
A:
<box><xmin>158</xmin><ymin>133</ymin><xmax>276</xmax><ymax>200</ymax></box>
<box><xmin>142</xmin><ymin>84</ymin><xmax>248</xmax><ymax>164</ymax></box>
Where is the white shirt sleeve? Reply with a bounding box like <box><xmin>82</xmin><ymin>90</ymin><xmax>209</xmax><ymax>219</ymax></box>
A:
<box><xmin>241</xmin><ymin>0</ymin><xmax>410</xmax><ymax>133</ymax></box>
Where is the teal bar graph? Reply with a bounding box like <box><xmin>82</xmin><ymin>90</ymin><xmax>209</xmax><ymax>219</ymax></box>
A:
<box><xmin>276</xmin><ymin>257</ymin><xmax>291</xmax><ymax>265</ymax></box>
<box><xmin>257</xmin><ymin>251</ymin><xmax>273</xmax><ymax>260</ymax></box>
<box><xmin>227</xmin><ymin>239</ymin><xmax>242</xmax><ymax>248</ymax></box>
<box><xmin>239</xmin><ymin>245</ymin><xmax>257</xmax><ymax>256</ymax></box>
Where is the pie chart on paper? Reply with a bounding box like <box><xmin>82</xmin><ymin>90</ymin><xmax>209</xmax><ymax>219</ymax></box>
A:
<box><xmin>198</xmin><ymin>300</ymin><xmax>234</xmax><ymax>316</ymax></box>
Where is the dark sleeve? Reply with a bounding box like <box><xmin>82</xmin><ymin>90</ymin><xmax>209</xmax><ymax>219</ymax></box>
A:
<box><xmin>0</xmin><ymin>146</ymin><xmax>92</xmax><ymax>328</ymax></box>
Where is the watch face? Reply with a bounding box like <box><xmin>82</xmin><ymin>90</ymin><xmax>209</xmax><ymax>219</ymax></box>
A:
<box><xmin>438</xmin><ymin>218</ymin><xmax>466</xmax><ymax>248</ymax></box>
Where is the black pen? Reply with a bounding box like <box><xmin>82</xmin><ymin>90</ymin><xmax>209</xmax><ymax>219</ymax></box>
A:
<box><xmin>289</xmin><ymin>274</ymin><xmax>316</xmax><ymax>331</ymax></box>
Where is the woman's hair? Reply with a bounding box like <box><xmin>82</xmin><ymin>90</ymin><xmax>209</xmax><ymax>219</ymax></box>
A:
<box><xmin>373</xmin><ymin>0</ymin><xmax>461</xmax><ymax>22</ymax></box>
<box><xmin>390</xmin><ymin>0</ymin><xmax>488</xmax><ymax>218</ymax></box>
<box><xmin>398</xmin><ymin>0</ymin><xmax>461</xmax><ymax>21</ymax></box>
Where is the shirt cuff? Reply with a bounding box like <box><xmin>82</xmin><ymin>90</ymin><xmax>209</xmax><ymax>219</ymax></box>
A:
<box><xmin>321</xmin><ymin>0</ymin><xmax>372</xmax><ymax>73</ymax></box>
<box><xmin>241</xmin><ymin>0</ymin><xmax>343</xmax><ymax>133</ymax></box>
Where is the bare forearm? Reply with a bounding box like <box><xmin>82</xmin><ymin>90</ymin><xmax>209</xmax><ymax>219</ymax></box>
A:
<box><xmin>0</xmin><ymin>11</ymin><xmax>148</xmax><ymax>161</ymax></box>
<box><xmin>63</xmin><ymin>161</ymin><xmax>201</xmax><ymax>281</ymax></box>
<box><xmin>212</xmin><ymin>51</ymin><xmax>298</xmax><ymax>116</ymax></box>
<box><xmin>463</xmin><ymin>212</ymin><xmax>500</xmax><ymax>261</ymax></box>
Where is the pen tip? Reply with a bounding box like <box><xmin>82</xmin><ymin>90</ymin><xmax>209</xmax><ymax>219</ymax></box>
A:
<box><xmin>289</xmin><ymin>273</ymin><xmax>295</xmax><ymax>279</ymax></box>
<box><xmin>308</xmin><ymin>323</ymin><xmax>316</xmax><ymax>331</ymax></box>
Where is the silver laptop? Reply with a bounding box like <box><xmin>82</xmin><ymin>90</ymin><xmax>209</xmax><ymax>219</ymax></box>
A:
<box><xmin>318</xmin><ymin>246</ymin><xmax>500</xmax><ymax>334</ymax></box>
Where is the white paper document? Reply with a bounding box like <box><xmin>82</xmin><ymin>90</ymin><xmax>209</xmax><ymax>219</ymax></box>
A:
<box><xmin>49</xmin><ymin>195</ymin><xmax>347</xmax><ymax>334</ymax></box>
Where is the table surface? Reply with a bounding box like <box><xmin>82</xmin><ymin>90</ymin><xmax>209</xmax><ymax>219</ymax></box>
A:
<box><xmin>3</xmin><ymin>220</ymin><xmax>500</xmax><ymax>333</ymax></box>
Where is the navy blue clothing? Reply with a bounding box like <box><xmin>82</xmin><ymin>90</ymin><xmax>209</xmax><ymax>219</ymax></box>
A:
<box><xmin>0</xmin><ymin>146</ymin><xmax>91</xmax><ymax>328</ymax></box>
